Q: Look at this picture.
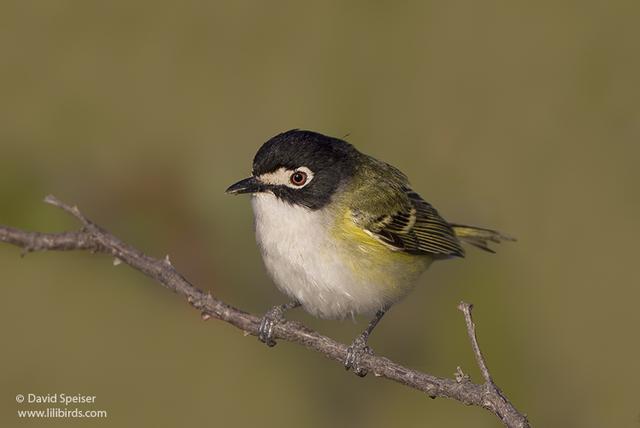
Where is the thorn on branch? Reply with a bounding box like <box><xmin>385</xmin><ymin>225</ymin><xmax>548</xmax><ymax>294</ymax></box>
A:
<box><xmin>455</xmin><ymin>366</ymin><xmax>469</xmax><ymax>383</ymax></box>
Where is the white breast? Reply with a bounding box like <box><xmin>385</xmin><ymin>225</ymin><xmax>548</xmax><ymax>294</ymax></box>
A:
<box><xmin>251</xmin><ymin>193</ymin><xmax>428</xmax><ymax>319</ymax></box>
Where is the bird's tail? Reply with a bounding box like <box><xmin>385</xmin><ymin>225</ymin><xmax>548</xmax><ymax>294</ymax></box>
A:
<box><xmin>450</xmin><ymin>224</ymin><xmax>515</xmax><ymax>254</ymax></box>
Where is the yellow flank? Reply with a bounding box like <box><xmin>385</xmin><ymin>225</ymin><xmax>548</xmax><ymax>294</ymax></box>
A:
<box><xmin>330</xmin><ymin>209</ymin><xmax>433</xmax><ymax>298</ymax></box>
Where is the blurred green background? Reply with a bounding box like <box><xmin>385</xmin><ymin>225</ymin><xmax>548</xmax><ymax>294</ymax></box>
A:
<box><xmin>1</xmin><ymin>2</ymin><xmax>638</xmax><ymax>427</ymax></box>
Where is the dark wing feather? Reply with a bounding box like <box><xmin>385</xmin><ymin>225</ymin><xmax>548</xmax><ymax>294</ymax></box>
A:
<box><xmin>362</xmin><ymin>187</ymin><xmax>464</xmax><ymax>257</ymax></box>
<box><xmin>346</xmin><ymin>157</ymin><xmax>464</xmax><ymax>257</ymax></box>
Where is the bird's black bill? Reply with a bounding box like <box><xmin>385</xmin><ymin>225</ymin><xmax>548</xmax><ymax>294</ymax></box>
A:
<box><xmin>225</xmin><ymin>176</ymin><xmax>264</xmax><ymax>195</ymax></box>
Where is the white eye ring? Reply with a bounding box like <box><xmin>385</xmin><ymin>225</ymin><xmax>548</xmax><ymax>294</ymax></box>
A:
<box><xmin>257</xmin><ymin>166</ymin><xmax>314</xmax><ymax>188</ymax></box>
<box><xmin>285</xmin><ymin>167</ymin><xmax>314</xmax><ymax>189</ymax></box>
<box><xmin>290</xmin><ymin>171</ymin><xmax>307</xmax><ymax>186</ymax></box>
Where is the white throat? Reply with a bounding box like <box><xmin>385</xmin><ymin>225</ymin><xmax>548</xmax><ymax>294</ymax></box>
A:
<box><xmin>253</xmin><ymin>192</ymin><xmax>359</xmax><ymax>318</ymax></box>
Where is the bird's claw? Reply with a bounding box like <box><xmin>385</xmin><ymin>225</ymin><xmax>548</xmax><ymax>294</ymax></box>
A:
<box><xmin>258</xmin><ymin>306</ymin><xmax>286</xmax><ymax>347</ymax></box>
<box><xmin>345</xmin><ymin>335</ymin><xmax>373</xmax><ymax>377</ymax></box>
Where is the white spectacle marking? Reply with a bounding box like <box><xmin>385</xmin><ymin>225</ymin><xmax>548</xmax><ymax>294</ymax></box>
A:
<box><xmin>258</xmin><ymin>166</ymin><xmax>314</xmax><ymax>189</ymax></box>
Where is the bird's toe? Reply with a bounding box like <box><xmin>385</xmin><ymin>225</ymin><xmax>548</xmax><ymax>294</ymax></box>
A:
<box><xmin>345</xmin><ymin>335</ymin><xmax>373</xmax><ymax>377</ymax></box>
<box><xmin>257</xmin><ymin>306</ymin><xmax>286</xmax><ymax>347</ymax></box>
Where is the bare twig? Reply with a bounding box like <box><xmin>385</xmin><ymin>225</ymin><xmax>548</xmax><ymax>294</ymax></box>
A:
<box><xmin>0</xmin><ymin>196</ymin><xmax>530</xmax><ymax>428</ymax></box>
<box><xmin>457</xmin><ymin>302</ymin><xmax>524</xmax><ymax>426</ymax></box>
<box><xmin>458</xmin><ymin>302</ymin><xmax>495</xmax><ymax>386</ymax></box>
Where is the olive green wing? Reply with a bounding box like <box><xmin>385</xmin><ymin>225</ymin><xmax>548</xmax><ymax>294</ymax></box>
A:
<box><xmin>353</xmin><ymin>186</ymin><xmax>465</xmax><ymax>258</ymax></box>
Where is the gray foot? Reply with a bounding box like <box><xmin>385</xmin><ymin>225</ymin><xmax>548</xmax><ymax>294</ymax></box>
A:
<box><xmin>345</xmin><ymin>335</ymin><xmax>373</xmax><ymax>377</ymax></box>
<box><xmin>258</xmin><ymin>306</ymin><xmax>286</xmax><ymax>347</ymax></box>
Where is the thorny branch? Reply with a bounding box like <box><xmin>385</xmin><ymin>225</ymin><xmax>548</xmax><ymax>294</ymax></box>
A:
<box><xmin>0</xmin><ymin>195</ymin><xmax>530</xmax><ymax>428</ymax></box>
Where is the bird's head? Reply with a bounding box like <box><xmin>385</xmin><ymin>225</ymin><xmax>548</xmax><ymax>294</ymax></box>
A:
<box><xmin>226</xmin><ymin>130</ymin><xmax>359</xmax><ymax>210</ymax></box>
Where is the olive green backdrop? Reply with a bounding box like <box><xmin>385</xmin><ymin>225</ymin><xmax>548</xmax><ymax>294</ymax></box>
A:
<box><xmin>1</xmin><ymin>2</ymin><xmax>638</xmax><ymax>427</ymax></box>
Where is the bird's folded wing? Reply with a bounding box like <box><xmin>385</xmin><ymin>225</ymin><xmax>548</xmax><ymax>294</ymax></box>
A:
<box><xmin>353</xmin><ymin>187</ymin><xmax>465</xmax><ymax>258</ymax></box>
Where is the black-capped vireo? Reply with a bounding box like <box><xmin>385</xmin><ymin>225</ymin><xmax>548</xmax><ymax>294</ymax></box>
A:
<box><xmin>226</xmin><ymin>130</ymin><xmax>513</xmax><ymax>376</ymax></box>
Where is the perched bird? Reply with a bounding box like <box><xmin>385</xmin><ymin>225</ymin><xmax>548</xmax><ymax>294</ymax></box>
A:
<box><xmin>226</xmin><ymin>130</ymin><xmax>513</xmax><ymax>375</ymax></box>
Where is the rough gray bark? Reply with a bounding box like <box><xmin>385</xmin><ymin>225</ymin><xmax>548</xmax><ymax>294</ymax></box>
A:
<box><xmin>0</xmin><ymin>195</ymin><xmax>530</xmax><ymax>428</ymax></box>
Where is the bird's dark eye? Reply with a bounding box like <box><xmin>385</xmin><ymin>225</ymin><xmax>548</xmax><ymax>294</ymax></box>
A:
<box><xmin>290</xmin><ymin>171</ymin><xmax>308</xmax><ymax>186</ymax></box>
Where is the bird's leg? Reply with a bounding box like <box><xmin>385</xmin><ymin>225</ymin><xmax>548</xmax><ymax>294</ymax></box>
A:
<box><xmin>258</xmin><ymin>301</ymin><xmax>301</xmax><ymax>347</ymax></box>
<box><xmin>345</xmin><ymin>309</ymin><xmax>387</xmax><ymax>377</ymax></box>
